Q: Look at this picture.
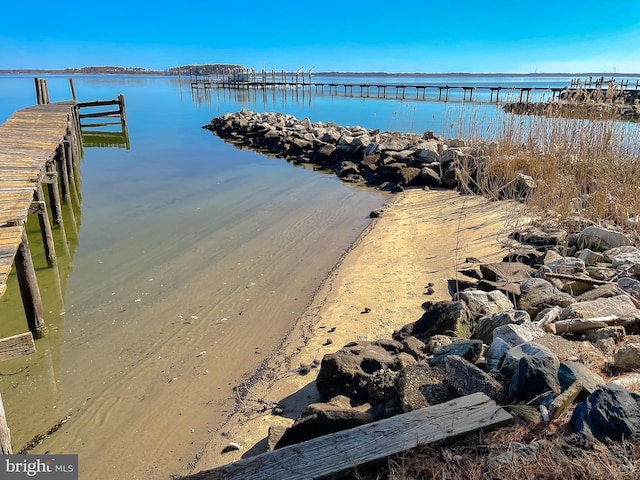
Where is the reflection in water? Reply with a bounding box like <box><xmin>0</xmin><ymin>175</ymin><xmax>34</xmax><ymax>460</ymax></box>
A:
<box><xmin>81</xmin><ymin>129</ymin><xmax>130</xmax><ymax>150</ymax></box>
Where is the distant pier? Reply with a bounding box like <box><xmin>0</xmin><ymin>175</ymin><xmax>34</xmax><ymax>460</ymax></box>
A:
<box><xmin>189</xmin><ymin>68</ymin><xmax>640</xmax><ymax>104</ymax></box>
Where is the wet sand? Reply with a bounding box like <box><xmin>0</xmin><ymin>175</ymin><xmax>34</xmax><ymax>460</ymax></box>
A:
<box><xmin>191</xmin><ymin>188</ymin><xmax>517</xmax><ymax>473</ymax></box>
<box><xmin>12</xmin><ymin>180</ymin><xmax>388</xmax><ymax>479</ymax></box>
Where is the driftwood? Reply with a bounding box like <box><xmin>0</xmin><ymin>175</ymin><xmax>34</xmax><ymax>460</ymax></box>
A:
<box><xmin>544</xmin><ymin>272</ymin><xmax>610</xmax><ymax>285</ymax></box>
<box><xmin>183</xmin><ymin>393</ymin><xmax>512</xmax><ymax>480</ymax></box>
<box><xmin>554</xmin><ymin>315</ymin><xmax>619</xmax><ymax>334</ymax></box>
<box><xmin>536</xmin><ymin>306</ymin><xmax>562</xmax><ymax>329</ymax></box>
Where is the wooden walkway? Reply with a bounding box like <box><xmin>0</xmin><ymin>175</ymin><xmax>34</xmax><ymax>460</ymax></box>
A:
<box><xmin>213</xmin><ymin>80</ymin><xmax>564</xmax><ymax>102</ymax></box>
<box><xmin>0</xmin><ymin>100</ymin><xmax>81</xmax><ymax>337</ymax></box>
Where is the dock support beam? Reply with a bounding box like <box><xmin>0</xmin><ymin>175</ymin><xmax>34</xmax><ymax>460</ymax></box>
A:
<box><xmin>33</xmin><ymin>184</ymin><xmax>56</xmax><ymax>266</ymax></box>
<box><xmin>15</xmin><ymin>229</ymin><xmax>45</xmax><ymax>339</ymax></box>
<box><xmin>0</xmin><ymin>393</ymin><xmax>12</xmax><ymax>454</ymax></box>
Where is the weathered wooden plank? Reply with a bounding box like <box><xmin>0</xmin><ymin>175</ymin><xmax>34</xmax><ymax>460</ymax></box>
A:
<box><xmin>185</xmin><ymin>393</ymin><xmax>513</xmax><ymax>480</ymax></box>
<box><xmin>0</xmin><ymin>332</ymin><xmax>36</xmax><ymax>362</ymax></box>
<box><xmin>0</xmin><ymin>392</ymin><xmax>12</xmax><ymax>454</ymax></box>
<box><xmin>77</xmin><ymin>99</ymin><xmax>120</xmax><ymax>107</ymax></box>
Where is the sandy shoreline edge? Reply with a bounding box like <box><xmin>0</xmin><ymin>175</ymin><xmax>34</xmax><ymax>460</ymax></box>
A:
<box><xmin>190</xmin><ymin>187</ymin><xmax>515</xmax><ymax>473</ymax></box>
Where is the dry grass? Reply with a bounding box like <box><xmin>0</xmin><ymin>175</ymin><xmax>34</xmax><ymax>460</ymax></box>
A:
<box><xmin>464</xmin><ymin>98</ymin><xmax>640</xmax><ymax>234</ymax></box>
<box><xmin>348</xmin><ymin>425</ymin><xmax>640</xmax><ymax>480</ymax></box>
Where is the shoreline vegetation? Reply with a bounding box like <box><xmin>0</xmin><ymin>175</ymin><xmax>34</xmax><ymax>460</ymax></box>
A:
<box><xmin>1</xmin><ymin>65</ymin><xmax>639</xmax><ymax>77</ymax></box>
<box><xmin>186</xmin><ymin>107</ymin><xmax>640</xmax><ymax>479</ymax></box>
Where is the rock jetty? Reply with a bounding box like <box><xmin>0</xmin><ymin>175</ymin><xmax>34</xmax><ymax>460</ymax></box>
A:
<box><xmin>204</xmin><ymin>109</ymin><xmax>517</xmax><ymax>196</ymax></box>
<box><xmin>206</xmin><ymin>110</ymin><xmax>640</xmax><ymax>469</ymax></box>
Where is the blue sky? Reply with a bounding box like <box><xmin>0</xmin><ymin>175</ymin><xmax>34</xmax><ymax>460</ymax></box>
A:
<box><xmin>2</xmin><ymin>0</ymin><xmax>639</xmax><ymax>73</ymax></box>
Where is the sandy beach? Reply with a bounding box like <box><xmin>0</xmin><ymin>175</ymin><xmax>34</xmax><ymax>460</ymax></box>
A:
<box><xmin>191</xmin><ymin>187</ymin><xmax>516</xmax><ymax>473</ymax></box>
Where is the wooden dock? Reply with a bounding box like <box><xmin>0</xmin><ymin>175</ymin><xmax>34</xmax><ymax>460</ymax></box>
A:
<box><xmin>0</xmin><ymin>78</ymin><xmax>127</xmax><ymax>454</ymax></box>
<box><xmin>0</xmin><ymin>78</ymin><xmax>126</xmax><ymax>341</ymax></box>
<box><xmin>193</xmin><ymin>70</ymin><xmax>640</xmax><ymax>104</ymax></box>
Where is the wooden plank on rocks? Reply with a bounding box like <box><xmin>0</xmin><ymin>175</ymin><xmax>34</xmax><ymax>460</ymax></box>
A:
<box><xmin>184</xmin><ymin>393</ymin><xmax>513</xmax><ymax>480</ymax></box>
<box><xmin>0</xmin><ymin>332</ymin><xmax>36</xmax><ymax>362</ymax></box>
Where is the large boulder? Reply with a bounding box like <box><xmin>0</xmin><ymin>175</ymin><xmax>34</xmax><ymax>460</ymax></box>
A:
<box><xmin>578</xmin><ymin>226</ymin><xmax>632</xmax><ymax>252</ymax></box>
<box><xmin>509</xmin><ymin>224</ymin><xmax>568</xmax><ymax>246</ymax></box>
<box><xmin>316</xmin><ymin>340</ymin><xmax>416</xmax><ymax>403</ymax></box>
<box><xmin>517</xmin><ymin>277</ymin><xmax>576</xmax><ymax>318</ymax></box>
<box><xmin>395</xmin><ymin>363</ymin><xmax>451</xmax><ymax>412</ymax></box>
<box><xmin>274</xmin><ymin>395</ymin><xmax>373</xmax><ymax>449</ymax></box>
<box><xmin>475</xmin><ymin>310</ymin><xmax>530</xmax><ymax>344</ymax></box>
<box><xmin>560</xmin><ymin>295</ymin><xmax>640</xmax><ymax>328</ymax></box>
<box><xmin>508</xmin><ymin>355</ymin><xmax>560</xmax><ymax>402</ymax></box>
<box><xmin>477</xmin><ymin>262</ymin><xmax>535</xmax><ymax>297</ymax></box>
<box><xmin>394</xmin><ymin>300</ymin><xmax>474</xmax><ymax>340</ymax></box>
<box><xmin>430</xmin><ymin>339</ymin><xmax>483</xmax><ymax>365</ymax></box>
<box><xmin>571</xmin><ymin>384</ymin><xmax>640</xmax><ymax>442</ymax></box>
<box><xmin>445</xmin><ymin>355</ymin><xmax>504</xmax><ymax>401</ymax></box>
<box><xmin>614</xmin><ymin>343</ymin><xmax>640</xmax><ymax>371</ymax></box>
<box><xmin>458</xmin><ymin>290</ymin><xmax>514</xmax><ymax>318</ymax></box>
<box><xmin>500</xmin><ymin>341</ymin><xmax>559</xmax><ymax>379</ymax></box>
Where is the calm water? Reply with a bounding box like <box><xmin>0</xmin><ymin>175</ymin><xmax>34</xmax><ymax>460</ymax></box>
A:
<box><xmin>0</xmin><ymin>72</ymin><xmax>631</xmax><ymax>475</ymax></box>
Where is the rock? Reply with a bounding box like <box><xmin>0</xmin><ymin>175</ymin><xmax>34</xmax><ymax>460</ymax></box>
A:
<box><xmin>401</xmin><ymin>335</ymin><xmax>428</xmax><ymax>360</ymax></box>
<box><xmin>366</xmin><ymin>369</ymin><xmax>399</xmax><ymax>403</ymax></box>
<box><xmin>316</xmin><ymin>340</ymin><xmax>416</xmax><ymax>403</ymax></box>
<box><xmin>545</xmin><ymin>257</ymin><xmax>586</xmax><ymax>275</ymax></box>
<box><xmin>493</xmin><ymin>323</ymin><xmax>546</xmax><ymax>348</ymax></box>
<box><xmin>480</xmin><ymin>262</ymin><xmax>536</xmax><ymax>284</ymax></box>
<box><xmin>578</xmin><ymin>226</ymin><xmax>632</xmax><ymax>252</ymax></box>
<box><xmin>477</xmin><ymin>262</ymin><xmax>535</xmax><ymax>297</ymax></box>
<box><xmin>425</xmin><ymin>335</ymin><xmax>452</xmax><ymax>354</ymax></box>
<box><xmin>487</xmin><ymin>334</ymin><xmax>512</xmax><ymax>365</ymax></box>
<box><xmin>267</xmin><ymin>425</ymin><xmax>287</xmax><ymax>451</ymax></box>
<box><xmin>430</xmin><ymin>339</ymin><xmax>483</xmax><ymax>365</ymax></box>
<box><xmin>395</xmin><ymin>363</ymin><xmax>451</xmax><ymax>412</ymax></box>
<box><xmin>618</xmin><ymin>277</ymin><xmax>640</xmax><ymax>296</ymax></box>
<box><xmin>603</xmin><ymin>245</ymin><xmax>640</xmax><ymax>263</ymax></box>
<box><xmin>510</xmin><ymin>225</ymin><xmax>568</xmax><ymax>246</ymax></box>
<box><xmin>610</xmin><ymin>248</ymin><xmax>640</xmax><ymax>270</ymax></box>
<box><xmin>585</xmin><ymin>326</ymin><xmax>626</xmax><ymax>344</ymax></box>
<box><xmin>615</xmin><ymin>343</ymin><xmax>640</xmax><ymax>371</ymax></box>
<box><xmin>571</xmin><ymin>384</ymin><xmax>640</xmax><ymax>442</ymax></box>
<box><xmin>575</xmin><ymin>283</ymin><xmax>620</xmax><ymax>302</ymax></box>
<box><xmin>489</xmin><ymin>441</ymin><xmax>545</xmax><ymax>467</ymax></box>
<box><xmin>274</xmin><ymin>396</ymin><xmax>374</xmax><ymax>449</ymax></box>
<box><xmin>560</xmin><ymin>295</ymin><xmax>640</xmax><ymax>328</ymax></box>
<box><xmin>445</xmin><ymin>355</ymin><xmax>504</xmax><ymax>401</ymax></box>
<box><xmin>419</xmin><ymin>166</ymin><xmax>441</xmax><ymax>187</ymax></box>
<box><xmin>558</xmin><ymin>361</ymin><xmax>605</xmax><ymax>400</ymax></box>
<box><xmin>517</xmin><ymin>277</ymin><xmax>576</xmax><ymax>318</ymax></box>
<box><xmin>336</xmin><ymin>160</ymin><xmax>360</xmax><ymax>177</ymax></box>
<box><xmin>501</xmin><ymin>342</ymin><xmax>559</xmax><ymax>379</ymax></box>
<box><xmin>394</xmin><ymin>300</ymin><xmax>474</xmax><ymax>341</ymax></box>
<box><xmin>458</xmin><ymin>290</ymin><xmax>514</xmax><ymax>318</ymax></box>
<box><xmin>475</xmin><ymin>310</ymin><xmax>530</xmax><ymax>344</ymax></box>
<box><xmin>513</xmin><ymin>173</ymin><xmax>536</xmax><ymax>199</ymax></box>
<box><xmin>221</xmin><ymin>442</ymin><xmax>241</xmax><ymax>454</ymax></box>
<box><xmin>578</xmin><ymin>248</ymin><xmax>605</xmax><ymax>265</ymax></box>
<box><xmin>508</xmin><ymin>355</ymin><xmax>560</xmax><ymax>402</ymax></box>
<box><xmin>418</xmin><ymin>148</ymin><xmax>439</xmax><ymax>162</ymax></box>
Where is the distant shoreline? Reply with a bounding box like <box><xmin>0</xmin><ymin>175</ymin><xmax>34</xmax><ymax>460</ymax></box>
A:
<box><xmin>1</xmin><ymin>69</ymin><xmax>639</xmax><ymax>78</ymax></box>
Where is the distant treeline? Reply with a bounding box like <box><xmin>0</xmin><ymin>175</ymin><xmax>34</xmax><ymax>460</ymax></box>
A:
<box><xmin>0</xmin><ymin>64</ymin><xmax>246</xmax><ymax>75</ymax></box>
